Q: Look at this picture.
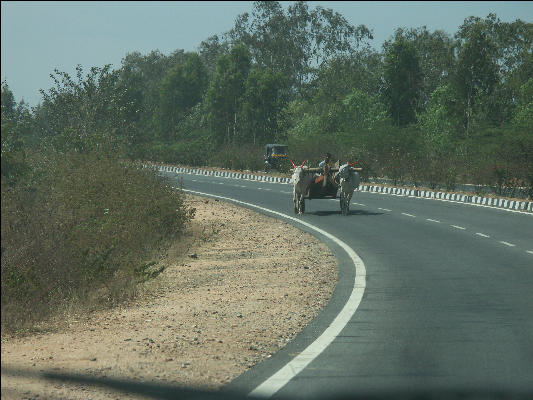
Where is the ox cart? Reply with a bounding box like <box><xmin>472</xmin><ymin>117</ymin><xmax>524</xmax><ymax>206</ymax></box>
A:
<box><xmin>292</xmin><ymin>161</ymin><xmax>362</xmax><ymax>215</ymax></box>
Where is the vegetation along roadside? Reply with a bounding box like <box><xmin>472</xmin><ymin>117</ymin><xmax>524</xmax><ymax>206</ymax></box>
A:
<box><xmin>1</xmin><ymin>151</ymin><xmax>194</xmax><ymax>333</ymax></box>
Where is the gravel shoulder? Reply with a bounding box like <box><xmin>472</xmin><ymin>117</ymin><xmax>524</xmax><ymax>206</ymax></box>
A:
<box><xmin>1</xmin><ymin>194</ymin><xmax>338</xmax><ymax>400</ymax></box>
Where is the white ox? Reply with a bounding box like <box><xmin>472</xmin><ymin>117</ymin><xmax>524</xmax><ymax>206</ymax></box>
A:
<box><xmin>336</xmin><ymin>163</ymin><xmax>360</xmax><ymax>215</ymax></box>
<box><xmin>291</xmin><ymin>161</ymin><xmax>314</xmax><ymax>214</ymax></box>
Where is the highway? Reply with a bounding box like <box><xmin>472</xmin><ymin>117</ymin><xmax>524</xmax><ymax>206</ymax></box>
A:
<box><xmin>161</xmin><ymin>170</ymin><xmax>533</xmax><ymax>399</ymax></box>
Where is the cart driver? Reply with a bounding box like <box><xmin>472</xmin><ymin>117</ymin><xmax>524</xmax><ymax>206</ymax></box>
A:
<box><xmin>313</xmin><ymin>152</ymin><xmax>332</xmax><ymax>185</ymax></box>
<box><xmin>318</xmin><ymin>152</ymin><xmax>332</xmax><ymax>172</ymax></box>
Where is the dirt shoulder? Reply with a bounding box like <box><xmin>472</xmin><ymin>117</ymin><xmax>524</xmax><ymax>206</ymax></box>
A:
<box><xmin>1</xmin><ymin>194</ymin><xmax>338</xmax><ymax>400</ymax></box>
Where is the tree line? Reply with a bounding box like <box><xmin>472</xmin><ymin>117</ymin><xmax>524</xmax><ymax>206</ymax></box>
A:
<box><xmin>2</xmin><ymin>1</ymin><xmax>532</xmax><ymax>197</ymax></box>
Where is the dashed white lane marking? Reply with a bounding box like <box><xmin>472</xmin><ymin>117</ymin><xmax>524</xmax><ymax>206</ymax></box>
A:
<box><xmin>500</xmin><ymin>241</ymin><xmax>516</xmax><ymax>247</ymax></box>
<box><xmin>180</xmin><ymin>189</ymin><xmax>366</xmax><ymax>399</ymax></box>
<box><xmin>187</xmin><ymin>179</ymin><xmax>530</xmax><ymax>257</ymax></box>
<box><xmin>364</xmin><ymin>190</ymin><xmax>532</xmax><ymax>215</ymax></box>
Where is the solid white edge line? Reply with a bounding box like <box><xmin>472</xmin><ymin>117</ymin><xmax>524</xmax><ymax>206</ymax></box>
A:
<box><xmin>179</xmin><ymin>188</ymin><xmax>366</xmax><ymax>399</ymax></box>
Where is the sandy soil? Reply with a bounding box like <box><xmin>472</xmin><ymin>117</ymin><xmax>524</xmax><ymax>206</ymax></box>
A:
<box><xmin>1</xmin><ymin>194</ymin><xmax>338</xmax><ymax>400</ymax></box>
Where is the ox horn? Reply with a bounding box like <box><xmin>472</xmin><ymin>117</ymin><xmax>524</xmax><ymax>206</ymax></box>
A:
<box><xmin>290</xmin><ymin>160</ymin><xmax>297</xmax><ymax>169</ymax></box>
<box><xmin>349</xmin><ymin>161</ymin><xmax>358</xmax><ymax>167</ymax></box>
<box><xmin>300</xmin><ymin>160</ymin><xmax>306</xmax><ymax>167</ymax></box>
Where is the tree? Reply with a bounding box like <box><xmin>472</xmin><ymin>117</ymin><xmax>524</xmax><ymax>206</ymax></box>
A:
<box><xmin>1</xmin><ymin>82</ymin><xmax>31</xmax><ymax>185</ymax></box>
<box><xmin>117</xmin><ymin>50</ymin><xmax>188</xmax><ymax>145</ymax></box>
<box><xmin>1</xmin><ymin>80</ymin><xmax>16</xmax><ymax>121</ymax></box>
<box><xmin>241</xmin><ymin>67</ymin><xmax>287</xmax><ymax>144</ymax></box>
<box><xmin>35</xmin><ymin>65</ymin><xmax>134</xmax><ymax>153</ymax></box>
<box><xmin>226</xmin><ymin>1</ymin><xmax>372</xmax><ymax>95</ymax></box>
<box><xmin>114</xmin><ymin>60</ymin><xmax>145</xmax><ymax>148</ymax></box>
<box><xmin>509</xmin><ymin>78</ymin><xmax>533</xmax><ymax>198</ymax></box>
<box><xmin>205</xmin><ymin>44</ymin><xmax>251</xmax><ymax>145</ymax></box>
<box><xmin>311</xmin><ymin>49</ymin><xmax>384</xmax><ymax>108</ymax></box>
<box><xmin>198</xmin><ymin>35</ymin><xmax>230</xmax><ymax>78</ymax></box>
<box><xmin>512</xmin><ymin>77</ymin><xmax>533</xmax><ymax>128</ymax></box>
<box><xmin>341</xmin><ymin>89</ymin><xmax>388</xmax><ymax>133</ymax></box>
<box><xmin>394</xmin><ymin>27</ymin><xmax>455</xmax><ymax>108</ymax></box>
<box><xmin>416</xmin><ymin>84</ymin><xmax>462</xmax><ymax>186</ymax></box>
<box><xmin>418</xmin><ymin>84</ymin><xmax>461</xmax><ymax>138</ymax></box>
<box><xmin>383</xmin><ymin>32</ymin><xmax>423</xmax><ymax>126</ymax></box>
<box><xmin>486</xmin><ymin>18</ymin><xmax>532</xmax><ymax>126</ymax></box>
<box><xmin>452</xmin><ymin>16</ymin><xmax>500</xmax><ymax>134</ymax></box>
<box><xmin>157</xmin><ymin>53</ymin><xmax>208</xmax><ymax>141</ymax></box>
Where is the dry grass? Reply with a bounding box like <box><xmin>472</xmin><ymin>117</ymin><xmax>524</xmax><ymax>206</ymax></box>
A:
<box><xmin>1</xmin><ymin>151</ymin><xmax>193</xmax><ymax>333</ymax></box>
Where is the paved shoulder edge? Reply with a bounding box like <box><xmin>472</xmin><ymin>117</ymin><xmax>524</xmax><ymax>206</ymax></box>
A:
<box><xmin>179</xmin><ymin>189</ymin><xmax>366</xmax><ymax>398</ymax></box>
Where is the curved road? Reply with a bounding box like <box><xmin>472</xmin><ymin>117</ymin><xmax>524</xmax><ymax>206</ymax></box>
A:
<box><xmin>162</xmin><ymin>171</ymin><xmax>533</xmax><ymax>399</ymax></box>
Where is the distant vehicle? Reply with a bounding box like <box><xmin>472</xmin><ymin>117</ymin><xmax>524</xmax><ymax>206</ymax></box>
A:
<box><xmin>264</xmin><ymin>144</ymin><xmax>288</xmax><ymax>172</ymax></box>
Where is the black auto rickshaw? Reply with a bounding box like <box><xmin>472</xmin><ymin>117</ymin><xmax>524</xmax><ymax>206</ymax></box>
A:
<box><xmin>264</xmin><ymin>144</ymin><xmax>288</xmax><ymax>171</ymax></box>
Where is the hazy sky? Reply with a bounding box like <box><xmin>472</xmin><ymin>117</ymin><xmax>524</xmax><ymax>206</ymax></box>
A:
<box><xmin>2</xmin><ymin>1</ymin><xmax>532</xmax><ymax>107</ymax></box>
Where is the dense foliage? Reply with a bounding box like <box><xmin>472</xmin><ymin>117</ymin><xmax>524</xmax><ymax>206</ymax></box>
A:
<box><xmin>6</xmin><ymin>2</ymin><xmax>531</xmax><ymax>193</ymax></box>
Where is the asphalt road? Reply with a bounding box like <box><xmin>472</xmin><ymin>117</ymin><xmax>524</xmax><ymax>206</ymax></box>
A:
<box><xmin>162</xmin><ymin>171</ymin><xmax>533</xmax><ymax>399</ymax></box>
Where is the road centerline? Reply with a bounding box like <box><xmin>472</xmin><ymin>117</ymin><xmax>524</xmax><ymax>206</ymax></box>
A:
<box><xmin>500</xmin><ymin>241</ymin><xmax>516</xmax><ymax>247</ymax></box>
<box><xmin>402</xmin><ymin>212</ymin><xmax>416</xmax><ymax>218</ymax></box>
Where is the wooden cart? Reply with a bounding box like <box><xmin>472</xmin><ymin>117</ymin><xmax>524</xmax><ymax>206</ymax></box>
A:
<box><xmin>295</xmin><ymin>164</ymin><xmax>362</xmax><ymax>214</ymax></box>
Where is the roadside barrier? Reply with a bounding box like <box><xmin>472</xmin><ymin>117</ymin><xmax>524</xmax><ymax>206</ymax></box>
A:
<box><xmin>145</xmin><ymin>163</ymin><xmax>532</xmax><ymax>213</ymax></box>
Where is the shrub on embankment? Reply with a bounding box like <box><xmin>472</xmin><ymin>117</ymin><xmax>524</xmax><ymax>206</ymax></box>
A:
<box><xmin>1</xmin><ymin>150</ymin><xmax>193</xmax><ymax>332</ymax></box>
